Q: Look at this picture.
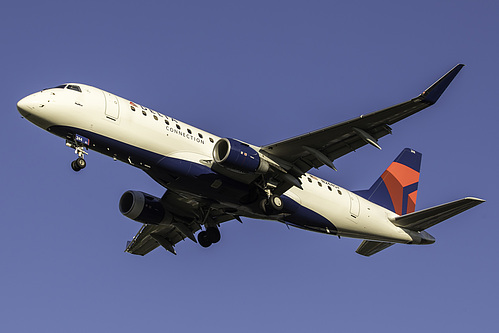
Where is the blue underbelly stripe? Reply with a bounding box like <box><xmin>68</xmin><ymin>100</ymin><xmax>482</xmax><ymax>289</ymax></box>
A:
<box><xmin>49</xmin><ymin>125</ymin><xmax>338</xmax><ymax>234</ymax></box>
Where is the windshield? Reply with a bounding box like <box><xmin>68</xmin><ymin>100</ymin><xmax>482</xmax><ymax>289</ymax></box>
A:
<box><xmin>67</xmin><ymin>85</ymin><xmax>82</xmax><ymax>92</ymax></box>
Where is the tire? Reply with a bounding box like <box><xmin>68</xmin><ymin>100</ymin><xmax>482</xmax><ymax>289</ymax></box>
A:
<box><xmin>261</xmin><ymin>195</ymin><xmax>283</xmax><ymax>214</ymax></box>
<box><xmin>260</xmin><ymin>198</ymin><xmax>269</xmax><ymax>214</ymax></box>
<box><xmin>198</xmin><ymin>231</ymin><xmax>212</xmax><ymax>248</ymax></box>
<box><xmin>269</xmin><ymin>195</ymin><xmax>283</xmax><ymax>211</ymax></box>
<box><xmin>71</xmin><ymin>160</ymin><xmax>81</xmax><ymax>172</ymax></box>
<box><xmin>76</xmin><ymin>157</ymin><xmax>86</xmax><ymax>169</ymax></box>
<box><xmin>206</xmin><ymin>227</ymin><xmax>221</xmax><ymax>244</ymax></box>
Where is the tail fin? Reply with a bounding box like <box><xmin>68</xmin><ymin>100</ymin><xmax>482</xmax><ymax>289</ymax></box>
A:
<box><xmin>355</xmin><ymin>148</ymin><xmax>422</xmax><ymax>215</ymax></box>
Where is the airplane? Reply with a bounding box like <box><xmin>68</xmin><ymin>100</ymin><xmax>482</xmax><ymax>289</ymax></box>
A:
<box><xmin>16</xmin><ymin>64</ymin><xmax>484</xmax><ymax>256</ymax></box>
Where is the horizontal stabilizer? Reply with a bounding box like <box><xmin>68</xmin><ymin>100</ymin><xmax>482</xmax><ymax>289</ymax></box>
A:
<box><xmin>356</xmin><ymin>240</ymin><xmax>395</xmax><ymax>257</ymax></box>
<box><xmin>391</xmin><ymin>197</ymin><xmax>485</xmax><ymax>231</ymax></box>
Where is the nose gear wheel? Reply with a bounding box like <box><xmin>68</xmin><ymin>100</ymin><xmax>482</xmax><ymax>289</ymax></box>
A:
<box><xmin>71</xmin><ymin>157</ymin><xmax>87</xmax><ymax>172</ymax></box>
<box><xmin>66</xmin><ymin>137</ymin><xmax>89</xmax><ymax>172</ymax></box>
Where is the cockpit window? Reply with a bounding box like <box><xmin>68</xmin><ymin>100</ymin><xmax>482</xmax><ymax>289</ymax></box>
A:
<box><xmin>67</xmin><ymin>85</ymin><xmax>82</xmax><ymax>92</ymax></box>
<box><xmin>44</xmin><ymin>84</ymin><xmax>66</xmax><ymax>90</ymax></box>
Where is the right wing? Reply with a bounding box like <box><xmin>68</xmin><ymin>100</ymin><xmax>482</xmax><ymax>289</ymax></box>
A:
<box><xmin>125</xmin><ymin>224</ymin><xmax>191</xmax><ymax>256</ymax></box>
<box><xmin>125</xmin><ymin>191</ymin><xmax>236</xmax><ymax>256</ymax></box>
<box><xmin>260</xmin><ymin>64</ymin><xmax>465</xmax><ymax>194</ymax></box>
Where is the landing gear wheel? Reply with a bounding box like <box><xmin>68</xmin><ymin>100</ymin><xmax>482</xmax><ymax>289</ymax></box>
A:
<box><xmin>206</xmin><ymin>227</ymin><xmax>221</xmax><ymax>244</ymax></box>
<box><xmin>198</xmin><ymin>231</ymin><xmax>212</xmax><ymax>248</ymax></box>
<box><xmin>269</xmin><ymin>195</ymin><xmax>283</xmax><ymax>211</ymax></box>
<box><xmin>71</xmin><ymin>160</ymin><xmax>81</xmax><ymax>172</ymax></box>
<box><xmin>71</xmin><ymin>158</ymin><xmax>86</xmax><ymax>172</ymax></box>
<box><xmin>76</xmin><ymin>157</ymin><xmax>86</xmax><ymax>169</ymax></box>
<box><xmin>260</xmin><ymin>195</ymin><xmax>284</xmax><ymax>214</ymax></box>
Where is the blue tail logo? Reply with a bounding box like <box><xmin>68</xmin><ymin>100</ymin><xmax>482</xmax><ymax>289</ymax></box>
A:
<box><xmin>355</xmin><ymin>148</ymin><xmax>422</xmax><ymax>215</ymax></box>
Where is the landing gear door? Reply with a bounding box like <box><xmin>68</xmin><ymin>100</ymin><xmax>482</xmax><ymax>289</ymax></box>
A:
<box><xmin>104</xmin><ymin>92</ymin><xmax>120</xmax><ymax>120</ymax></box>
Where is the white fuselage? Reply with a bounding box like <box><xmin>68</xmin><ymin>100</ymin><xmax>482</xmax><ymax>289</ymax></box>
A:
<box><xmin>17</xmin><ymin>84</ymin><xmax>419</xmax><ymax>245</ymax></box>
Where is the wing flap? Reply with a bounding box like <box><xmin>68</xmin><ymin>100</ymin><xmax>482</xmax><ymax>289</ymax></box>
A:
<box><xmin>392</xmin><ymin>197</ymin><xmax>485</xmax><ymax>231</ymax></box>
<box><xmin>356</xmin><ymin>240</ymin><xmax>395</xmax><ymax>256</ymax></box>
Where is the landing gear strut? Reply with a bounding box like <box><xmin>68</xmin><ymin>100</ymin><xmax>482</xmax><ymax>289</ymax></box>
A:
<box><xmin>198</xmin><ymin>226</ymin><xmax>221</xmax><ymax>248</ymax></box>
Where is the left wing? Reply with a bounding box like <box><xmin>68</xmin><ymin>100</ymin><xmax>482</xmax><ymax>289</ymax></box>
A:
<box><xmin>260</xmin><ymin>64</ymin><xmax>464</xmax><ymax>193</ymax></box>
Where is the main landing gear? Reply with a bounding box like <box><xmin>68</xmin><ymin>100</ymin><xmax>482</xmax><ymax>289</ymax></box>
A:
<box><xmin>197</xmin><ymin>226</ymin><xmax>221</xmax><ymax>248</ymax></box>
<box><xmin>260</xmin><ymin>194</ymin><xmax>283</xmax><ymax>214</ymax></box>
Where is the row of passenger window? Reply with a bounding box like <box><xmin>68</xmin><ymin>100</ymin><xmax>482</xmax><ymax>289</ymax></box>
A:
<box><xmin>129</xmin><ymin>103</ymin><xmax>215</xmax><ymax>143</ymax></box>
<box><xmin>307</xmin><ymin>177</ymin><xmax>342</xmax><ymax>195</ymax></box>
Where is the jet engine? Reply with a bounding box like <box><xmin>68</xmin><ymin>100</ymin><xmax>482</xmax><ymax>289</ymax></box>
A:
<box><xmin>213</xmin><ymin>138</ymin><xmax>269</xmax><ymax>173</ymax></box>
<box><xmin>119</xmin><ymin>190</ymin><xmax>173</xmax><ymax>225</ymax></box>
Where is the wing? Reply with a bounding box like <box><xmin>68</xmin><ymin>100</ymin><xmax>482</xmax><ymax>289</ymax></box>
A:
<box><xmin>260</xmin><ymin>64</ymin><xmax>464</xmax><ymax>193</ymax></box>
<box><xmin>125</xmin><ymin>224</ymin><xmax>188</xmax><ymax>256</ymax></box>
<box><xmin>125</xmin><ymin>190</ymin><xmax>236</xmax><ymax>256</ymax></box>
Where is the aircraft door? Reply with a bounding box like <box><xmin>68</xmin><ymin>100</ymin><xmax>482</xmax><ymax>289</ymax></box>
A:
<box><xmin>104</xmin><ymin>92</ymin><xmax>120</xmax><ymax>120</ymax></box>
<box><xmin>348</xmin><ymin>192</ymin><xmax>360</xmax><ymax>218</ymax></box>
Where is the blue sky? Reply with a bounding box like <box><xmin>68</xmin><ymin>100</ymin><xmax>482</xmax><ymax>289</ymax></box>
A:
<box><xmin>1</xmin><ymin>1</ymin><xmax>497</xmax><ymax>332</ymax></box>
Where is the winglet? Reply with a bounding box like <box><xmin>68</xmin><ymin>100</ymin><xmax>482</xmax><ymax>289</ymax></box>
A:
<box><xmin>420</xmin><ymin>64</ymin><xmax>465</xmax><ymax>104</ymax></box>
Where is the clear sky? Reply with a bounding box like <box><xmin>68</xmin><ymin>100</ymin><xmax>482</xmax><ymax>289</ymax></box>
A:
<box><xmin>1</xmin><ymin>1</ymin><xmax>497</xmax><ymax>332</ymax></box>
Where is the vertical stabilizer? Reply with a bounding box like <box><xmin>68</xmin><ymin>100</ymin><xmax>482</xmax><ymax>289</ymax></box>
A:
<box><xmin>355</xmin><ymin>148</ymin><xmax>422</xmax><ymax>215</ymax></box>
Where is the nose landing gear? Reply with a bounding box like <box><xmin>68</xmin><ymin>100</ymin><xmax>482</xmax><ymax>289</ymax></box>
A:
<box><xmin>66</xmin><ymin>134</ymin><xmax>89</xmax><ymax>172</ymax></box>
<box><xmin>71</xmin><ymin>157</ymin><xmax>87</xmax><ymax>172</ymax></box>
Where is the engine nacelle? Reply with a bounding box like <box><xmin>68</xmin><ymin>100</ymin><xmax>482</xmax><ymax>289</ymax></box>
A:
<box><xmin>119</xmin><ymin>190</ymin><xmax>173</xmax><ymax>225</ymax></box>
<box><xmin>213</xmin><ymin>138</ymin><xmax>269</xmax><ymax>173</ymax></box>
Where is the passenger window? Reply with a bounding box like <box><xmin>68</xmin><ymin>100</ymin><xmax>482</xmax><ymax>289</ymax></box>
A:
<box><xmin>337</xmin><ymin>190</ymin><xmax>342</xmax><ymax>195</ymax></box>
<box><xmin>318</xmin><ymin>182</ymin><xmax>322</xmax><ymax>187</ymax></box>
<box><xmin>153</xmin><ymin>115</ymin><xmax>158</xmax><ymax>121</ymax></box>
<box><xmin>209</xmin><ymin>138</ymin><xmax>214</xmax><ymax>143</ymax></box>
<box><xmin>176</xmin><ymin>124</ymin><xmax>181</xmax><ymax>130</ymax></box>
<box><xmin>130</xmin><ymin>105</ymin><xmax>135</xmax><ymax>111</ymax></box>
<box><xmin>328</xmin><ymin>186</ymin><xmax>332</xmax><ymax>191</ymax></box>
<box><xmin>165</xmin><ymin>119</ymin><xmax>169</xmax><ymax>125</ymax></box>
<box><xmin>198</xmin><ymin>133</ymin><xmax>203</xmax><ymax>139</ymax></box>
<box><xmin>308</xmin><ymin>177</ymin><xmax>312</xmax><ymax>183</ymax></box>
<box><xmin>142</xmin><ymin>111</ymin><xmax>147</xmax><ymax>116</ymax></box>
<box><xmin>187</xmin><ymin>129</ymin><xmax>192</xmax><ymax>134</ymax></box>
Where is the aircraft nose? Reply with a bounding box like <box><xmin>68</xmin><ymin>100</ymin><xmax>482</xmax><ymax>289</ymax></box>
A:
<box><xmin>17</xmin><ymin>95</ymin><xmax>37</xmax><ymax>117</ymax></box>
